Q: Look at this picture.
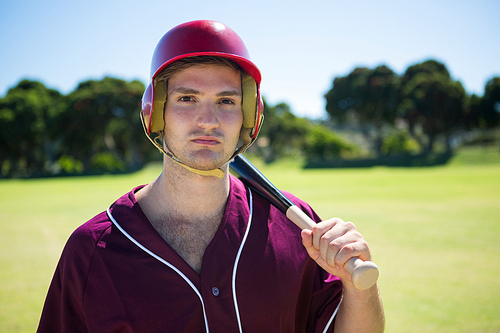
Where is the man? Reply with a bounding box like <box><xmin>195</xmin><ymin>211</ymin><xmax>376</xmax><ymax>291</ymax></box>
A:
<box><xmin>38</xmin><ymin>20</ymin><xmax>384</xmax><ymax>332</ymax></box>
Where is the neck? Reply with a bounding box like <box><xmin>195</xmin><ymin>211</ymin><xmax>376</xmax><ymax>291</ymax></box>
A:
<box><xmin>135</xmin><ymin>160</ymin><xmax>231</xmax><ymax>274</ymax></box>
<box><xmin>136</xmin><ymin>158</ymin><xmax>231</xmax><ymax>224</ymax></box>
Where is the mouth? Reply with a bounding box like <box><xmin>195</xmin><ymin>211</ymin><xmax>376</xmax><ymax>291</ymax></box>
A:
<box><xmin>191</xmin><ymin>136</ymin><xmax>222</xmax><ymax>146</ymax></box>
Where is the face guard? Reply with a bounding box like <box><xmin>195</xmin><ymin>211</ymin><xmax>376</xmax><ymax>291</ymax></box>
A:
<box><xmin>141</xmin><ymin>20</ymin><xmax>264</xmax><ymax>178</ymax></box>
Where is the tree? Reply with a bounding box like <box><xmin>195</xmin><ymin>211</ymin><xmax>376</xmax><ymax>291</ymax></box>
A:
<box><xmin>252</xmin><ymin>99</ymin><xmax>359</xmax><ymax>163</ymax></box>
<box><xmin>402</xmin><ymin>59</ymin><xmax>451</xmax><ymax>81</ymax></box>
<box><xmin>253</xmin><ymin>100</ymin><xmax>310</xmax><ymax>162</ymax></box>
<box><xmin>56</xmin><ymin>77</ymin><xmax>154</xmax><ymax>171</ymax></box>
<box><xmin>0</xmin><ymin>80</ymin><xmax>63</xmax><ymax>176</ymax></box>
<box><xmin>325</xmin><ymin>67</ymin><xmax>371</xmax><ymax>124</ymax></box>
<box><xmin>464</xmin><ymin>93</ymin><xmax>482</xmax><ymax>130</ymax></box>
<box><xmin>324</xmin><ymin>65</ymin><xmax>400</xmax><ymax>155</ymax></box>
<box><xmin>399</xmin><ymin>60</ymin><xmax>466</xmax><ymax>152</ymax></box>
<box><xmin>479</xmin><ymin>77</ymin><xmax>500</xmax><ymax>128</ymax></box>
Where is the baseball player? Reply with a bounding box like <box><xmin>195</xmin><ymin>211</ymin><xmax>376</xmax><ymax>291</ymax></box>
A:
<box><xmin>38</xmin><ymin>20</ymin><xmax>384</xmax><ymax>332</ymax></box>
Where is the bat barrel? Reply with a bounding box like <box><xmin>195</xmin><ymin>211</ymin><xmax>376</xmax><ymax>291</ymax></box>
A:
<box><xmin>230</xmin><ymin>155</ymin><xmax>292</xmax><ymax>213</ymax></box>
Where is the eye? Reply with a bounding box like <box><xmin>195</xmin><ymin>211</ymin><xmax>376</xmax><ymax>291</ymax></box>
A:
<box><xmin>219</xmin><ymin>98</ymin><xmax>235</xmax><ymax>105</ymax></box>
<box><xmin>179</xmin><ymin>96</ymin><xmax>195</xmax><ymax>102</ymax></box>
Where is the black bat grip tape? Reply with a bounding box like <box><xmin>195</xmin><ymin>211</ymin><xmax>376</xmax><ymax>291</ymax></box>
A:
<box><xmin>230</xmin><ymin>155</ymin><xmax>293</xmax><ymax>214</ymax></box>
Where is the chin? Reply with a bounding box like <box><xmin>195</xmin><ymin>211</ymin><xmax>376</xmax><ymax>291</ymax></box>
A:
<box><xmin>186</xmin><ymin>155</ymin><xmax>228</xmax><ymax>171</ymax></box>
<box><xmin>172</xmin><ymin>146</ymin><xmax>235</xmax><ymax>171</ymax></box>
<box><xmin>191</xmin><ymin>161</ymin><xmax>226</xmax><ymax>171</ymax></box>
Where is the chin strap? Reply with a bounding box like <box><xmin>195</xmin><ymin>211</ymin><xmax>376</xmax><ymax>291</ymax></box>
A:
<box><xmin>147</xmin><ymin>130</ymin><xmax>226</xmax><ymax>179</ymax></box>
<box><xmin>175</xmin><ymin>161</ymin><xmax>226</xmax><ymax>179</ymax></box>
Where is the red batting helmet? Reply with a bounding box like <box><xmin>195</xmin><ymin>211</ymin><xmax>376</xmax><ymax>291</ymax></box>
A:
<box><xmin>141</xmin><ymin>20</ymin><xmax>264</xmax><ymax>167</ymax></box>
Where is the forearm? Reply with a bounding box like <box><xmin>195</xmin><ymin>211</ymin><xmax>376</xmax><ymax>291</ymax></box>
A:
<box><xmin>334</xmin><ymin>282</ymin><xmax>385</xmax><ymax>333</ymax></box>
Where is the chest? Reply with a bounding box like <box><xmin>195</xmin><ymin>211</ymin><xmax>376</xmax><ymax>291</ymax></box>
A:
<box><xmin>152</xmin><ymin>216</ymin><xmax>221</xmax><ymax>274</ymax></box>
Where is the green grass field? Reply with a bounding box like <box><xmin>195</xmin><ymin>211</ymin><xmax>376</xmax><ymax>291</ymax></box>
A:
<box><xmin>1</xmin><ymin>145</ymin><xmax>499</xmax><ymax>332</ymax></box>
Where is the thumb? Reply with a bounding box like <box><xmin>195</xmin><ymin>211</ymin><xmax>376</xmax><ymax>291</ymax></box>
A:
<box><xmin>301</xmin><ymin>229</ymin><xmax>319</xmax><ymax>259</ymax></box>
<box><xmin>301</xmin><ymin>229</ymin><xmax>338</xmax><ymax>276</ymax></box>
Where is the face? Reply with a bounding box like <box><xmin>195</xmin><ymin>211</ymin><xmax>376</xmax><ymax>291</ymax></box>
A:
<box><xmin>163</xmin><ymin>64</ymin><xmax>243</xmax><ymax>172</ymax></box>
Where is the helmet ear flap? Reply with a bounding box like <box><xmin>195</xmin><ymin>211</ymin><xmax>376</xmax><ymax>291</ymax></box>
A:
<box><xmin>241</xmin><ymin>74</ymin><xmax>257</xmax><ymax>129</ymax></box>
<box><xmin>234</xmin><ymin>73</ymin><xmax>263</xmax><ymax>157</ymax></box>
<box><xmin>241</xmin><ymin>73</ymin><xmax>263</xmax><ymax>138</ymax></box>
<box><xmin>150</xmin><ymin>82</ymin><xmax>167</xmax><ymax>133</ymax></box>
<box><xmin>141</xmin><ymin>81</ymin><xmax>167</xmax><ymax>135</ymax></box>
<box><xmin>141</xmin><ymin>83</ymin><xmax>154</xmax><ymax>134</ymax></box>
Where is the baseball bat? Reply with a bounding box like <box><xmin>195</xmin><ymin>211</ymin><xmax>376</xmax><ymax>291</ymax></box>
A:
<box><xmin>229</xmin><ymin>154</ymin><xmax>379</xmax><ymax>290</ymax></box>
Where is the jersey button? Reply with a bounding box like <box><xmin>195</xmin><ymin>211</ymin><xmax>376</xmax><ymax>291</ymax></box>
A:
<box><xmin>212</xmin><ymin>287</ymin><xmax>220</xmax><ymax>296</ymax></box>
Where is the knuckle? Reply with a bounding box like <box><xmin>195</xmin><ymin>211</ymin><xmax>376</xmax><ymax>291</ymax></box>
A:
<box><xmin>312</xmin><ymin>224</ymin><xmax>323</xmax><ymax>234</ymax></box>
<box><xmin>345</xmin><ymin>221</ymin><xmax>357</xmax><ymax>230</ymax></box>
<box><xmin>332</xmin><ymin>217</ymin><xmax>344</xmax><ymax>224</ymax></box>
<box><xmin>340</xmin><ymin>243</ymin><xmax>355</xmax><ymax>254</ymax></box>
<box><xmin>324</xmin><ymin>217</ymin><xmax>342</xmax><ymax>226</ymax></box>
<box><xmin>360</xmin><ymin>239</ymin><xmax>370</xmax><ymax>251</ymax></box>
<box><xmin>354</xmin><ymin>231</ymin><xmax>364</xmax><ymax>241</ymax></box>
<box><xmin>319</xmin><ymin>235</ymin><xmax>330</xmax><ymax>248</ymax></box>
<box><xmin>328</xmin><ymin>239</ymin><xmax>342</xmax><ymax>252</ymax></box>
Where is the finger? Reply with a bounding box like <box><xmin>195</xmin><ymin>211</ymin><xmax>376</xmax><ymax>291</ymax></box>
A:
<box><xmin>312</xmin><ymin>218</ymin><xmax>344</xmax><ymax>251</ymax></box>
<box><xmin>301</xmin><ymin>230</ymin><xmax>321</xmax><ymax>262</ymax></box>
<box><xmin>317</xmin><ymin>221</ymin><xmax>365</xmax><ymax>268</ymax></box>
<box><xmin>317</xmin><ymin>219</ymin><xmax>357</xmax><ymax>262</ymax></box>
<box><xmin>319</xmin><ymin>226</ymin><xmax>349</xmax><ymax>265</ymax></box>
<box><xmin>334</xmin><ymin>238</ymin><xmax>371</xmax><ymax>269</ymax></box>
<box><xmin>301</xmin><ymin>229</ymin><xmax>314</xmax><ymax>249</ymax></box>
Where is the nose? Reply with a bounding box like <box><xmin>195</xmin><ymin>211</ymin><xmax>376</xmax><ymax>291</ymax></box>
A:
<box><xmin>197</xmin><ymin>102</ymin><xmax>219</xmax><ymax>129</ymax></box>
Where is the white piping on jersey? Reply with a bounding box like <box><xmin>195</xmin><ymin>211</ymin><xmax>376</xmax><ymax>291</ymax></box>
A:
<box><xmin>107</xmin><ymin>188</ymin><xmax>340</xmax><ymax>333</ymax></box>
<box><xmin>322</xmin><ymin>297</ymin><xmax>342</xmax><ymax>333</ymax></box>
<box><xmin>231</xmin><ymin>188</ymin><xmax>253</xmax><ymax>333</ymax></box>
<box><xmin>106</xmin><ymin>208</ymin><xmax>211</xmax><ymax>333</ymax></box>
<box><xmin>230</xmin><ymin>188</ymin><xmax>340</xmax><ymax>333</ymax></box>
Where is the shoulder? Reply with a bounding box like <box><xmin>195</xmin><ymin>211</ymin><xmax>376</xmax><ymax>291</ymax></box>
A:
<box><xmin>69</xmin><ymin>212</ymin><xmax>112</xmax><ymax>248</ymax></box>
<box><xmin>59</xmin><ymin>211</ymin><xmax>112</xmax><ymax>271</ymax></box>
<box><xmin>60</xmin><ymin>187</ymin><xmax>143</xmax><ymax>267</ymax></box>
<box><xmin>229</xmin><ymin>174</ymin><xmax>321</xmax><ymax>223</ymax></box>
<box><xmin>283</xmin><ymin>190</ymin><xmax>321</xmax><ymax>222</ymax></box>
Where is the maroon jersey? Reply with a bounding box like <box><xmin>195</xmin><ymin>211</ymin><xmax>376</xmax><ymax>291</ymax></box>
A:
<box><xmin>38</xmin><ymin>175</ymin><xmax>342</xmax><ymax>332</ymax></box>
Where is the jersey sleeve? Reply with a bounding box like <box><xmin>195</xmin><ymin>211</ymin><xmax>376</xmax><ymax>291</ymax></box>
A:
<box><xmin>37</xmin><ymin>213</ymin><xmax>111</xmax><ymax>333</ymax></box>
<box><xmin>289</xmin><ymin>194</ymin><xmax>344</xmax><ymax>333</ymax></box>
<box><xmin>306</xmin><ymin>267</ymin><xmax>343</xmax><ymax>332</ymax></box>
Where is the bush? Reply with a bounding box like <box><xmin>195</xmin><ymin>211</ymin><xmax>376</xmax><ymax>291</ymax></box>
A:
<box><xmin>303</xmin><ymin>125</ymin><xmax>359</xmax><ymax>159</ymax></box>
<box><xmin>381</xmin><ymin>130</ymin><xmax>421</xmax><ymax>155</ymax></box>
<box><xmin>90</xmin><ymin>152</ymin><xmax>126</xmax><ymax>172</ymax></box>
<box><xmin>57</xmin><ymin>155</ymin><xmax>84</xmax><ymax>174</ymax></box>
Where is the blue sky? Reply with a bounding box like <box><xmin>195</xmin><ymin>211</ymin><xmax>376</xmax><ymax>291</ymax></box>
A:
<box><xmin>1</xmin><ymin>0</ymin><xmax>499</xmax><ymax>118</ymax></box>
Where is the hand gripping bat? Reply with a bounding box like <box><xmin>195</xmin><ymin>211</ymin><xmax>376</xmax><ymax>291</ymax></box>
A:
<box><xmin>230</xmin><ymin>155</ymin><xmax>379</xmax><ymax>290</ymax></box>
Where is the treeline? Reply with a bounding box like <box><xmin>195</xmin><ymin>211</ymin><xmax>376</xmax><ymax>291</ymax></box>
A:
<box><xmin>324</xmin><ymin>59</ymin><xmax>500</xmax><ymax>156</ymax></box>
<box><xmin>0</xmin><ymin>77</ymin><xmax>356</xmax><ymax>177</ymax></box>
<box><xmin>0</xmin><ymin>78</ymin><xmax>158</xmax><ymax>177</ymax></box>
<box><xmin>1</xmin><ymin>59</ymin><xmax>499</xmax><ymax>177</ymax></box>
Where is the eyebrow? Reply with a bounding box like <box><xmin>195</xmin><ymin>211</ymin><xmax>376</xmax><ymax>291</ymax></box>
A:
<box><xmin>169</xmin><ymin>87</ymin><xmax>199</xmax><ymax>95</ymax></box>
<box><xmin>217</xmin><ymin>90</ymin><xmax>242</xmax><ymax>97</ymax></box>
<box><xmin>169</xmin><ymin>87</ymin><xmax>242</xmax><ymax>97</ymax></box>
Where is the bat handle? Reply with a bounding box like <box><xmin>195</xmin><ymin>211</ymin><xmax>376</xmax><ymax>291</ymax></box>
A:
<box><xmin>286</xmin><ymin>206</ymin><xmax>379</xmax><ymax>290</ymax></box>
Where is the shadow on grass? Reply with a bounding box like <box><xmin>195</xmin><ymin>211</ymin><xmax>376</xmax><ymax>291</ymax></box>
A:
<box><xmin>0</xmin><ymin>165</ymin><xmax>146</xmax><ymax>180</ymax></box>
<box><xmin>304</xmin><ymin>151</ymin><xmax>453</xmax><ymax>169</ymax></box>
